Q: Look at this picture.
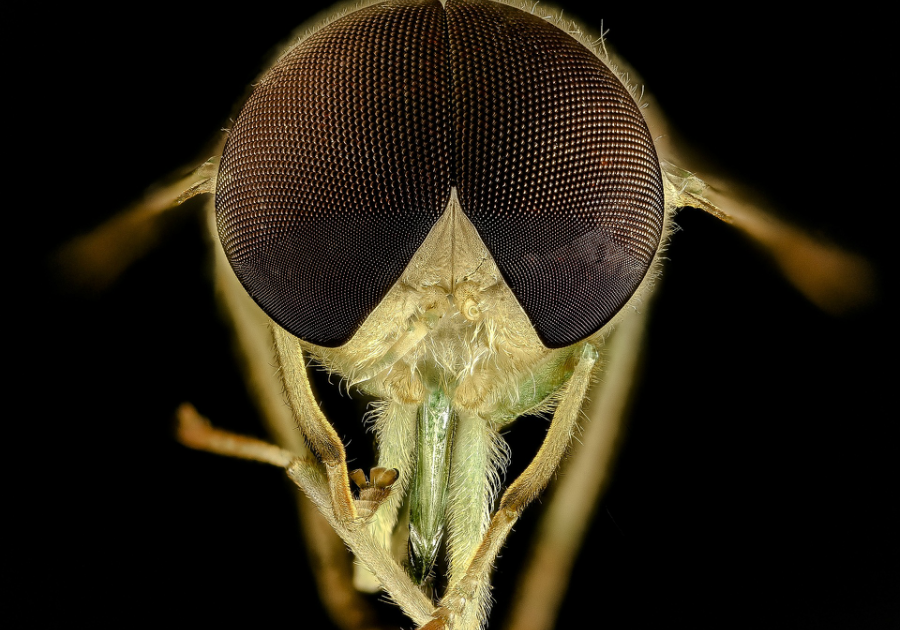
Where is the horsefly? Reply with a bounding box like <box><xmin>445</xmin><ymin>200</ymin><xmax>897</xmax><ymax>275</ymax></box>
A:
<box><xmin>56</xmin><ymin>2</ymin><xmax>881</xmax><ymax>629</ymax></box>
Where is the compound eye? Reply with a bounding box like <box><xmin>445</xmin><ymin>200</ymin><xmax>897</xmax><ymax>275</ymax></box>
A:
<box><xmin>448</xmin><ymin>0</ymin><xmax>665</xmax><ymax>348</ymax></box>
<box><xmin>215</xmin><ymin>1</ymin><xmax>452</xmax><ymax>347</ymax></box>
<box><xmin>216</xmin><ymin>0</ymin><xmax>665</xmax><ymax>349</ymax></box>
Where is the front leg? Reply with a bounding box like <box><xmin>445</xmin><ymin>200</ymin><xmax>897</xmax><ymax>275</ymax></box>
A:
<box><xmin>273</xmin><ymin>324</ymin><xmax>361</xmax><ymax>524</ymax></box>
<box><xmin>175</xmin><ymin>403</ymin><xmax>436</xmax><ymax>627</ymax></box>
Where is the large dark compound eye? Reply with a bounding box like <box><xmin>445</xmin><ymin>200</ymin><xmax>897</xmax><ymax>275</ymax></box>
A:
<box><xmin>216</xmin><ymin>0</ymin><xmax>665</xmax><ymax>348</ymax></box>
<box><xmin>216</xmin><ymin>1</ymin><xmax>452</xmax><ymax>347</ymax></box>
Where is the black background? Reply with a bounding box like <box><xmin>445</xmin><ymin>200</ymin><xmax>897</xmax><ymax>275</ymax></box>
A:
<box><xmin>35</xmin><ymin>1</ymin><xmax>895</xmax><ymax>627</ymax></box>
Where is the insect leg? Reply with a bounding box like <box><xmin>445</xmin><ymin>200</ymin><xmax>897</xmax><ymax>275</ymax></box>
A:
<box><xmin>210</xmin><ymin>213</ymin><xmax>389</xmax><ymax>626</ymax></box>
<box><xmin>504</xmin><ymin>306</ymin><xmax>651</xmax><ymax>630</ymax></box>
<box><xmin>57</xmin><ymin>156</ymin><xmax>220</xmax><ymax>292</ymax></box>
<box><xmin>273</xmin><ymin>325</ymin><xmax>360</xmax><ymax>524</ymax></box>
<box><xmin>647</xmin><ymin>101</ymin><xmax>875</xmax><ymax>316</ymax></box>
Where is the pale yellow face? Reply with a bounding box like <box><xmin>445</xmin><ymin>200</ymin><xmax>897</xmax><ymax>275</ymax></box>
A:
<box><xmin>306</xmin><ymin>190</ymin><xmax>578</xmax><ymax>424</ymax></box>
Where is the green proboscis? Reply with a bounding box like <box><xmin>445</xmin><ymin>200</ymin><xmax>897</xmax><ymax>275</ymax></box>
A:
<box><xmin>408</xmin><ymin>387</ymin><xmax>456</xmax><ymax>583</ymax></box>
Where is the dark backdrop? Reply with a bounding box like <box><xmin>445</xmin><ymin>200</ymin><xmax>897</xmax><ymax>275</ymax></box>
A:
<box><xmin>37</xmin><ymin>2</ymin><xmax>895</xmax><ymax>628</ymax></box>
